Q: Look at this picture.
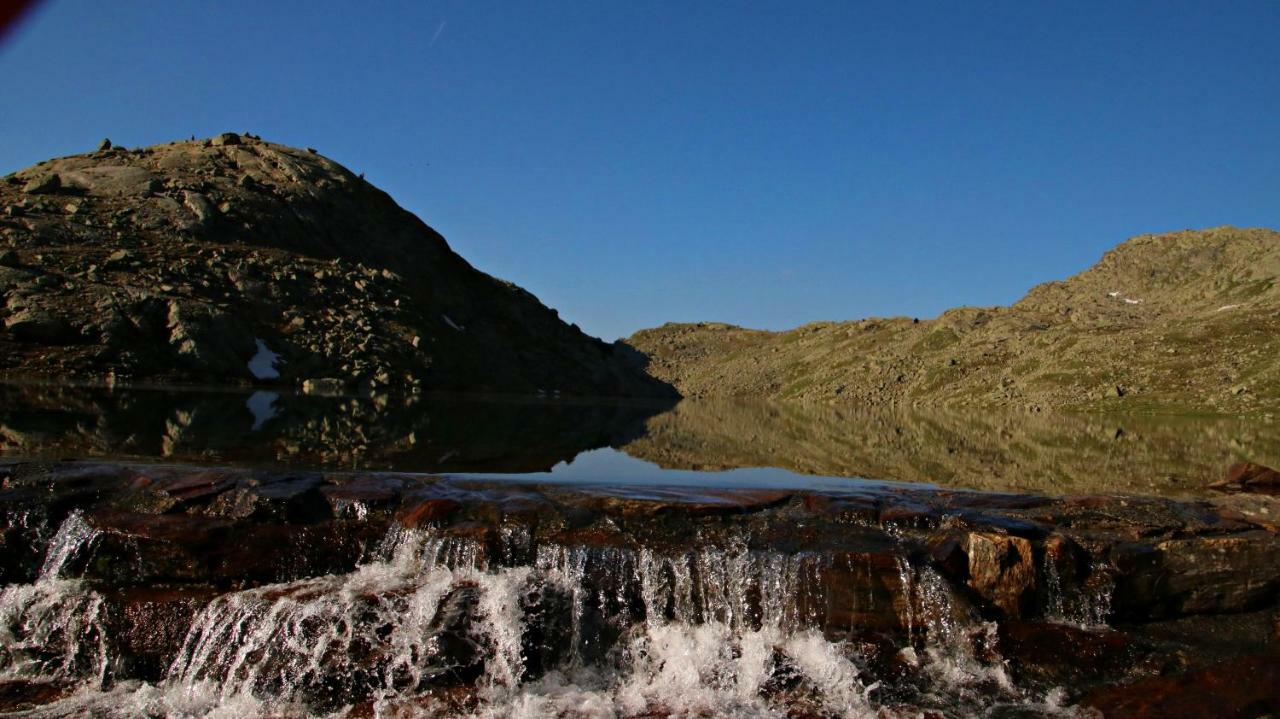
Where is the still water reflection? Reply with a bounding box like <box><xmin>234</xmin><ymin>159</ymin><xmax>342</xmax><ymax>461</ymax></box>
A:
<box><xmin>1</xmin><ymin>383</ymin><xmax>1275</xmax><ymax>496</ymax></box>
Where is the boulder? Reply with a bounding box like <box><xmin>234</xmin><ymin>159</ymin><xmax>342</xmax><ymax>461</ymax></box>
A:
<box><xmin>60</xmin><ymin>166</ymin><xmax>161</xmax><ymax>198</ymax></box>
<box><xmin>965</xmin><ymin>532</ymin><xmax>1035</xmax><ymax>617</ymax></box>
<box><xmin>4</xmin><ymin>309</ymin><xmax>77</xmax><ymax>344</ymax></box>
<box><xmin>1212</xmin><ymin>462</ymin><xmax>1280</xmax><ymax>495</ymax></box>
<box><xmin>21</xmin><ymin>174</ymin><xmax>60</xmax><ymax>195</ymax></box>
<box><xmin>181</xmin><ymin>191</ymin><xmax>216</xmax><ymax>227</ymax></box>
<box><xmin>166</xmin><ymin>300</ymin><xmax>256</xmax><ymax>377</ymax></box>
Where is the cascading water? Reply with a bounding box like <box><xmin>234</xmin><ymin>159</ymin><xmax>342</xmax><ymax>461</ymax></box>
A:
<box><xmin>0</xmin><ymin>511</ymin><xmax>109</xmax><ymax>688</ymax></box>
<box><xmin>0</xmin><ymin>524</ymin><xmax>1091</xmax><ymax>718</ymax></box>
<box><xmin>1041</xmin><ymin>553</ymin><xmax>1115</xmax><ymax>629</ymax></box>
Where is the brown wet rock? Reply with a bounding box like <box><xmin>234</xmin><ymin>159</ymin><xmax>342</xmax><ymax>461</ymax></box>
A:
<box><xmin>802</xmin><ymin>491</ymin><xmax>881</xmax><ymax>524</ymax></box>
<box><xmin>0</xmin><ymin>680</ymin><xmax>76</xmax><ymax>713</ymax></box>
<box><xmin>1111</xmin><ymin>530</ymin><xmax>1280</xmax><ymax>620</ymax></box>
<box><xmin>928</xmin><ymin>534</ymin><xmax>968</xmax><ymax>580</ymax></box>
<box><xmin>77</xmin><ymin>510</ymin><xmax>379</xmax><ymax>587</ymax></box>
<box><xmin>1213</xmin><ymin>461</ymin><xmax>1280</xmax><ymax>495</ymax></box>
<box><xmin>964</xmin><ymin>532</ymin><xmax>1036</xmax><ymax>617</ymax></box>
<box><xmin>320</xmin><ymin>474</ymin><xmax>413</xmax><ymax>506</ymax></box>
<box><xmin>815</xmin><ymin>546</ymin><xmax>919</xmax><ymax>633</ymax></box>
<box><xmin>4</xmin><ymin>460</ymin><xmax>1280</xmax><ymax>632</ymax></box>
<box><xmin>998</xmin><ymin>620</ymin><xmax>1146</xmax><ymax>686</ymax></box>
<box><xmin>396</xmin><ymin>497</ymin><xmax>462</xmax><ymax>528</ymax></box>
<box><xmin>549</xmin><ymin>485</ymin><xmax>793</xmax><ymax>518</ymax></box>
<box><xmin>1080</xmin><ymin>655</ymin><xmax>1280</xmax><ymax>718</ymax></box>
<box><xmin>98</xmin><ymin>586</ymin><xmax>219</xmax><ymax>681</ymax></box>
<box><xmin>143</xmin><ymin>469</ymin><xmax>242</xmax><ymax>503</ymax></box>
<box><xmin>878</xmin><ymin>495</ymin><xmax>938</xmax><ymax>528</ymax></box>
<box><xmin>1210</xmin><ymin>493</ymin><xmax>1280</xmax><ymax>533</ymax></box>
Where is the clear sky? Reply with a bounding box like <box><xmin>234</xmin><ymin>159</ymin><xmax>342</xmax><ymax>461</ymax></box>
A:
<box><xmin>2</xmin><ymin>1</ymin><xmax>1277</xmax><ymax>341</ymax></box>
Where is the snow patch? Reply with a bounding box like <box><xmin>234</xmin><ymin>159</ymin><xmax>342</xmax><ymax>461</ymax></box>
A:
<box><xmin>1107</xmin><ymin>291</ymin><xmax>1120</xmax><ymax>298</ymax></box>
<box><xmin>1123</xmin><ymin>298</ymin><xmax>1143</xmax><ymax>305</ymax></box>
<box><xmin>245</xmin><ymin>391</ymin><xmax>279</xmax><ymax>431</ymax></box>
<box><xmin>442</xmin><ymin>314</ymin><xmax>465</xmax><ymax>332</ymax></box>
<box><xmin>1217</xmin><ymin>304</ymin><xmax>1240</xmax><ymax>312</ymax></box>
<box><xmin>248</xmin><ymin>339</ymin><xmax>281</xmax><ymax>380</ymax></box>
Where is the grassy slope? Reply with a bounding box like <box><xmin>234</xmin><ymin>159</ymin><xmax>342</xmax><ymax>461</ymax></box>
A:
<box><xmin>626</xmin><ymin>227</ymin><xmax>1280</xmax><ymax>414</ymax></box>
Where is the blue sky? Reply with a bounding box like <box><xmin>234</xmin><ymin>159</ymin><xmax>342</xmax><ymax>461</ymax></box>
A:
<box><xmin>2</xmin><ymin>1</ymin><xmax>1277</xmax><ymax>341</ymax></box>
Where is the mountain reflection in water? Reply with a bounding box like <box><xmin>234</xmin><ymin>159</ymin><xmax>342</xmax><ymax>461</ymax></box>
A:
<box><xmin>1</xmin><ymin>384</ymin><xmax>1276</xmax><ymax>496</ymax></box>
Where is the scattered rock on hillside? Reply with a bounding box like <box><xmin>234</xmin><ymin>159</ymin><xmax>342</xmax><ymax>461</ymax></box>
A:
<box><xmin>0</xmin><ymin>134</ymin><xmax>675</xmax><ymax>399</ymax></box>
<box><xmin>626</xmin><ymin>226</ymin><xmax>1280</xmax><ymax>413</ymax></box>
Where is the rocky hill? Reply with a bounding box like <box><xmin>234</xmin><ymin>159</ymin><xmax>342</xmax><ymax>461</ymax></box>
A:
<box><xmin>0</xmin><ymin>134</ymin><xmax>674</xmax><ymax>398</ymax></box>
<box><xmin>626</xmin><ymin>226</ymin><xmax>1280</xmax><ymax>414</ymax></box>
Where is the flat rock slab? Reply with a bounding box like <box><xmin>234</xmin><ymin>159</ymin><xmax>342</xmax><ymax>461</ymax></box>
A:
<box><xmin>59</xmin><ymin>166</ymin><xmax>160</xmax><ymax>197</ymax></box>
<box><xmin>1</xmin><ymin>461</ymin><xmax>1277</xmax><ymax>623</ymax></box>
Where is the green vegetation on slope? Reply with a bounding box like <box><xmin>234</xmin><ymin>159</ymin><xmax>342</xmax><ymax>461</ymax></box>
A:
<box><xmin>626</xmin><ymin>227</ymin><xmax>1280</xmax><ymax>414</ymax></box>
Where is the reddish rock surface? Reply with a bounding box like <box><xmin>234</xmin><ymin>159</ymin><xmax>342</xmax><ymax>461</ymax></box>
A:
<box><xmin>1082</xmin><ymin>655</ymin><xmax>1280</xmax><ymax>718</ymax></box>
<box><xmin>1213</xmin><ymin>461</ymin><xmax>1280</xmax><ymax>495</ymax></box>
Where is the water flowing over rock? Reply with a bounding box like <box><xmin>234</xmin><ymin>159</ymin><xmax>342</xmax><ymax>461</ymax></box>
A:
<box><xmin>0</xmin><ymin>461</ymin><xmax>1276</xmax><ymax>716</ymax></box>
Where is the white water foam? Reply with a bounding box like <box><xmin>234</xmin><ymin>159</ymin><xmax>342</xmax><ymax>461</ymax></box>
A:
<box><xmin>1</xmin><ymin>512</ymin><xmax>109</xmax><ymax>688</ymax></box>
<box><xmin>1</xmin><ymin>526</ymin><xmax>1093</xmax><ymax>718</ymax></box>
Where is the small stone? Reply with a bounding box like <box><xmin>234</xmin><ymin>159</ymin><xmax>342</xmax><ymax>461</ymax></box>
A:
<box><xmin>22</xmin><ymin>173</ymin><xmax>60</xmax><ymax>195</ymax></box>
<box><xmin>0</xmin><ymin>249</ymin><xmax>18</xmax><ymax>267</ymax></box>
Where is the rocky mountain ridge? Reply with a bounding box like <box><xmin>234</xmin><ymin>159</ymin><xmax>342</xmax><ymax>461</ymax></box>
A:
<box><xmin>0</xmin><ymin>134</ymin><xmax>674</xmax><ymax>399</ymax></box>
<box><xmin>627</xmin><ymin>226</ymin><xmax>1280</xmax><ymax>414</ymax></box>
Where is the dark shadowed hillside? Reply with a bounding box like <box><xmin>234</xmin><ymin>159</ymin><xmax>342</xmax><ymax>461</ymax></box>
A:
<box><xmin>0</xmin><ymin>135</ymin><xmax>674</xmax><ymax>398</ymax></box>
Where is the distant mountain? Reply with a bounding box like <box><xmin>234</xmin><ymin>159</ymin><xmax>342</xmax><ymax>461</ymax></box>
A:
<box><xmin>626</xmin><ymin>227</ymin><xmax>1280</xmax><ymax>413</ymax></box>
<box><xmin>0</xmin><ymin>134</ymin><xmax>674</xmax><ymax>398</ymax></box>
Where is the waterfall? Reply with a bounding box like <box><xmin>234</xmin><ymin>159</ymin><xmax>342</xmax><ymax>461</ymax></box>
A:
<box><xmin>0</xmin><ymin>524</ymin><xmax>1093</xmax><ymax>718</ymax></box>
<box><xmin>1042</xmin><ymin>553</ymin><xmax>1115</xmax><ymax>628</ymax></box>
<box><xmin>157</xmin><ymin>529</ymin><xmax>875</xmax><ymax>716</ymax></box>
<box><xmin>38</xmin><ymin>510</ymin><xmax>101</xmax><ymax>581</ymax></box>
<box><xmin>0</xmin><ymin>511</ymin><xmax>109</xmax><ymax>687</ymax></box>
